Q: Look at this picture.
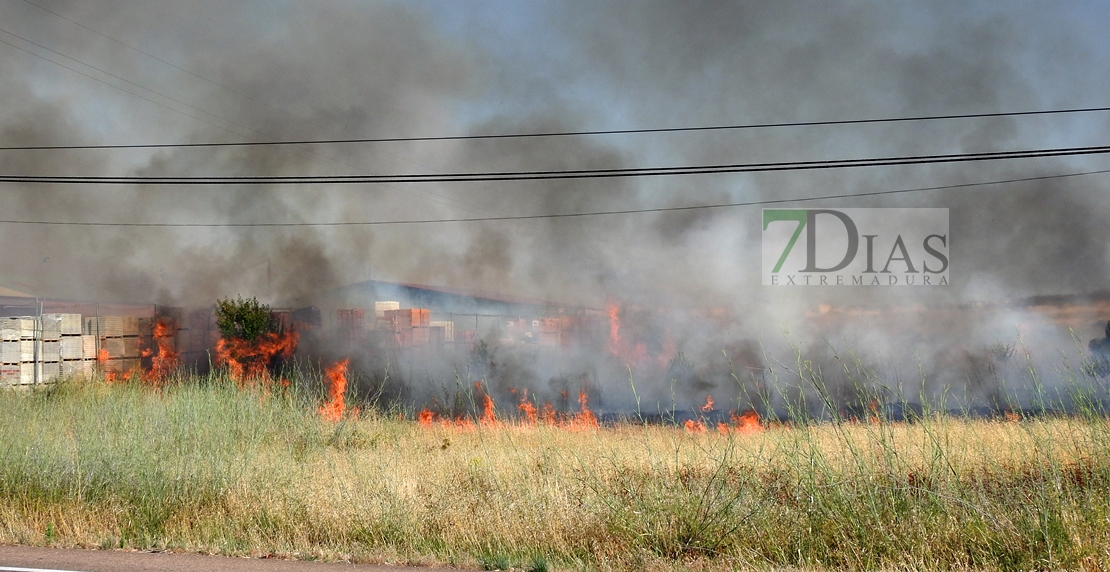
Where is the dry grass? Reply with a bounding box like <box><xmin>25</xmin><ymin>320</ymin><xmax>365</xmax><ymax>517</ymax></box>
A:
<box><xmin>2</xmin><ymin>374</ymin><xmax>1110</xmax><ymax>571</ymax></box>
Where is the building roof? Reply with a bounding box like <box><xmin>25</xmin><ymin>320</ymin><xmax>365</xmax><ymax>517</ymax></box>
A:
<box><xmin>315</xmin><ymin>279</ymin><xmax>586</xmax><ymax>316</ymax></box>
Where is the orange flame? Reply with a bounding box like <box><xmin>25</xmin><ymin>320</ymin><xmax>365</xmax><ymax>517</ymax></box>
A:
<box><xmin>480</xmin><ymin>393</ymin><xmax>502</xmax><ymax>427</ymax></box>
<box><xmin>566</xmin><ymin>391</ymin><xmax>599</xmax><ymax>430</ymax></box>
<box><xmin>684</xmin><ymin>419</ymin><xmax>707</xmax><ymax>433</ymax></box>
<box><xmin>701</xmin><ymin>395</ymin><xmax>715</xmax><ymax>412</ymax></box>
<box><xmin>541</xmin><ymin>401</ymin><xmax>557</xmax><ymax>425</ymax></box>
<box><xmin>730</xmin><ymin>410</ymin><xmax>763</xmax><ymax>434</ymax></box>
<box><xmin>518</xmin><ymin>392</ymin><xmax>538</xmax><ymax>425</ymax></box>
<box><xmin>605</xmin><ymin>301</ymin><xmax>650</xmax><ymax>366</ymax></box>
<box><xmin>216</xmin><ymin>331</ymin><xmax>298</xmax><ymax>386</ymax></box>
<box><xmin>95</xmin><ymin>348</ymin><xmax>121</xmax><ymax>383</ymax></box>
<box><xmin>318</xmin><ymin>358</ymin><xmax>349</xmax><ymax>422</ymax></box>
<box><xmin>141</xmin><ymin>319</ymin><xmax>180</xmax><ymax>385</ymax></box>
<box><xmin>417</xmin><ymin>409</ymin><xmax>436</xmax><ymax>426</ymax></box>
<box><xmin>607</xmin><ymin>302</ymin><xmax>621</xmax><ymax>356</ymax></box>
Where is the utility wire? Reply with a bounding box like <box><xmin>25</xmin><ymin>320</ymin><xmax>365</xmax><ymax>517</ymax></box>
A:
<box><xmin>0</xmin><ymin>168</ymin><xmax>1106</xmax><ymax>228</ymax></box>
<box><xmin>3</xmin><ymin>106</ymin><xmax>1109</xmax><ymax>151</ymax></box>
<box><xmin>3</xmin><ymin>144</ymin><xmax>1110</xmax><ymax>184</ymax></box>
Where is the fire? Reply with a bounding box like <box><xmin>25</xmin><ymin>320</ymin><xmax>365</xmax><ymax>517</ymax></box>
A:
<box><xmin>480</xmin><ymin>393</ymin><xmax>502</xmax><ymax>427</ymax></box>
<box><xmin>731</xmin><ymin>410</ymin><xmax>763</xmax><ymax>434</ymax></box>
<box><xmin>318</xmin><ymin>358</ymin><xmax>349</xmax><ymax>422</ymax></box>
<box><xmin>604</xmin><ymin>301</ymin><xmax>657</xmax><ymax>368</ymax></box>
<box><xmin>701</xmin><ymin>395</ymin><xmax>715</xmax><ymax>412</ymax></box>
<box><xmin>142</xmin><ymin>319</ymin><xmax>180</xmax><ymax>385</ymax></box>
<box><xmin>96</xmin><ymin>348</ymin><xmax>119</xmax><ymax>383</ymax></box>
<box><xmin>566</xmin><ymin>391</ymin><xmax>599</xmax><ymax>430</ymax></box>
<box><xmin>216</xmin><ymin>330</ymin><xmax>299</xmax><ymax>386</ymax></box>
<box><xmin>413</xmin><ymin>387</ymin><xmax>597</xmax><ymax>431</ymax></box>
<box><xmin>607</xmin><ymin>302</ymin><xmax>621</xmax><ymax>355</ymax></box>
<box><xmin>518</xmin><ymin>393</ymin><xmax>539</xmax><ymax>425</ymax></box>
<box><xmin>684</xmin><ymin>419</ymin><xmax>707</xmax><ymax>433</ymax></box>
<box><xmin>541</xmin><ymin>401</ymin><xmax>557</xmax><ymax>425</ymax></box>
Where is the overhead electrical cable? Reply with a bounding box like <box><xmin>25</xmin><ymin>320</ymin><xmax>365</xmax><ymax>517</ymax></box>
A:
<box><xmin>3</xmin><ymin>144</ymin><xmax>1110</xmax><ymax>184</ymax></box>
<box><xmin>0</xmin><ymin>168</ymin><xmax>1106</xmax><ymax>228</ymax></box>
<box><xmin>3</xmin><ymin>106</ymin><xmax>1110</xmax><ymax>151</ymax></box>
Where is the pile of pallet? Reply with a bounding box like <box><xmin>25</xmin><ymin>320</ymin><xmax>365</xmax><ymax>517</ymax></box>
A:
<box><xmin>86</xmin><ymin>316</ymin><xmax>140</xmax><ymax>375</ymax></box>
<box><xmin>1</xmin><ymin>314</ymin><xmax>95</xmax><ymax>386</ymax></box>
<box><xmin>383</xmin><ymin>308</ymin><xmax>431</xmax><ymax>347</ymax></box>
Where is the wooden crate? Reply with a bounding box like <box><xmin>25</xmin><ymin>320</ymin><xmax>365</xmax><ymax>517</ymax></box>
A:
<box><xmin>41</xmin><ymin>340</ymin><xmax>61</xmax><ymax>362</ymax></box>
<box><xmin>60</xmin><ymin>336</ymin><xmax>84</xmax><ymax>360</ymax></box>
<box><xmin>43</xmin><ymin>313</ymin><xmax>82</xmax><ymax>336</ymax></box>
<box><xmin>1</xmin><ymin>317</ymin><xmax>37</xmax><ymax>341</ymax></box>
<box><xmin>62</xmin><ymin>360</ymin><xmax>94</xmax><ymax>377</ymax></box>
<box><xmin>39</xmin><ymin>316</ymin><xmax>61</xmax><ymax>341</ymax></box>
<box><xmin>89</xmin><ymin>316</ymin><xmax>140</xmax><ymax>338</ymax></box>
<box><xmin>430</xmin><ymin>321</ymin><xmax>455</xmax><ymax>343</ymax></box>
<box><xmin>384</xmin><ymin>308</ymin><xmax>430</xmax><ymax>327</ymax></box>
<box><xmin>374</xmin><ymin>301</ymin><xmax>400</xmax><ymax>319</ymax></box>
<box><xmin>0</xmin><ymin>363</ymin><xmax>20</xmax><ymax>385</ymax></box>
<box><xmin>0</xmin><ymin>340</ymin><xmax>34</xmax><ymax>363</ymax></box>
<box><xmin>101</xmin><ymin>358</ymin><xmax>140</xmax><ymax>375</ymax></box>
<box><xmin>81</xmin><ymin>335</ymin><xmax>98</xmax><ymax>359</ymax></box>
<box><xmin>102</xmin><ymin>337</ymin><xmax>140</xmax><ymax>359</ymax></box>
<box><xmin>35</xmin><ymin>361</ymin><xmax>60</xmax><ymax>383</ymax></box>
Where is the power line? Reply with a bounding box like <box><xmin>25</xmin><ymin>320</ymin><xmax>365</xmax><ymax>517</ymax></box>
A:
<box><xmin>3</xmin><ymin>144</ymin><xmax>1110</xmax><ymax>184</ymax></box>
<box><xmin>0</xmin><ymin>168</ymin><xmax>1106</xmax><ymax>228</ymax></box>
<box><xmin>3</xmin><ymin>106</ymin><xmax>1109</xmax><ymax>151</ymax></box>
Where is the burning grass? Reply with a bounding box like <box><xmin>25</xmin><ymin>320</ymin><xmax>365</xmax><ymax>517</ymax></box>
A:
<box><xmin>2</xmin><ymin>372</ymin><xmax>1110</xmax><ymax>571</ymax></box>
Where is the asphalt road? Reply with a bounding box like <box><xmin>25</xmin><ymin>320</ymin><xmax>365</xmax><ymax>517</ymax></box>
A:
<box><xmin>0</xmin><ymin>546</ymin><xmax>459</xmax><ymax>572</ymax></box>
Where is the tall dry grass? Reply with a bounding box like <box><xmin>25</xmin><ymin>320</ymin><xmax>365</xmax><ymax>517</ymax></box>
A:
<box><xmin>1</xmin><ymin>370</ymin><xmax>1109</xmax><ymax>571</ymax></box>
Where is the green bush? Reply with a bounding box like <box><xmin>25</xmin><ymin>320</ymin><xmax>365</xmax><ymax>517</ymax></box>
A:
<box><xmin>213</xmin><ymin>296</ymin><xmax>279</xmax><ymax>341</ymax></box>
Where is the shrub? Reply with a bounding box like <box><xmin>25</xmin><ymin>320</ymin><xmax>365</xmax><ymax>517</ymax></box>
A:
<box><xmin>214</xmin><ymin>296</ymin><xmax>280</xmax><ymax>342</ymax></box>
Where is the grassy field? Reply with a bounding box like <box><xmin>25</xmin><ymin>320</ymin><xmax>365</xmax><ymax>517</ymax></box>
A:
<box><xmin>2</xmin><ymin>373</ymin><xmax>1110</xmax><ymax>571</ymax></box>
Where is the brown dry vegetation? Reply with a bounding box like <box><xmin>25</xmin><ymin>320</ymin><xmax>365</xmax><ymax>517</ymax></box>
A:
<box><xmin>2</xmin><ymin>374</ymin><xmax>1110</xmax><ymax>571</ymax></box>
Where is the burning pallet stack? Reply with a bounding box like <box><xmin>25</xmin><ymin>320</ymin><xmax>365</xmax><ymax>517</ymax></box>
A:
<box><xmin>160</xmin><ymin>308</ymin><xmax>217</xmax><ymax>366</ymax></box>
<box><xmin>1</xmin><ymin>314</ymin><xmax>95</xmax><ymax>386</ymax></box>
<box><xmin>85</xmin><ymin>315</ymin><xmax>141</xmax><ymax>375</ymax></box>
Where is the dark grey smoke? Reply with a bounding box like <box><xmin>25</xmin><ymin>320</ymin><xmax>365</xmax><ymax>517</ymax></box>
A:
<box><xmin>1</xmin><ymin>1</ymin><xmax>1109</xmax><ymax>413</ymax></box>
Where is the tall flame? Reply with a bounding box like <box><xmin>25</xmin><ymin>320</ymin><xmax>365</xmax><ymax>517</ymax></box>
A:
<box><xmin>142</xmin><ymin>318</ymin><xmax>179</xmax><ymax>385</ymax></box>
<box><xmin>566</xmin><ymin>391</ymin><xmax>598</xmax><ymax>430</ymax></box>
<box><xmin>607</xmin><ymin>302</ymin><xmax>621</xmax><ymax>355</ymax></box>
<box><xmin>518</xmin><ymin>392</ymin><xmax>539</xmax><ymax>425</ymax></box>
<box><xmin>318</xmin><ymin>358</ymin><xmax>349</xmax><ymax>422</ymax></box>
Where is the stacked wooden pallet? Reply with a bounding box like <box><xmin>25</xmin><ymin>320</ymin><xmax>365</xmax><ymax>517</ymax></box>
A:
<box><xmin>381</xmin><ymin>308</ymin><xmax>431</xmax><ymax>347</ymax></box>
<box><xmin>169</xmin><ymin>308</ymin><xmax>217</xmax><ymax>364</ymax></box>
<box><xmin>85</xmin><ymin>315</ymin><xmax>141</xmax><ymax>375</ymax></box>
<box><xmin>429</xmin><ymin>320</ymin><xmax>455</xmax><ymax>345</ymax></box>
<box><xmin>0</xmin><ymin>314</ymin><xmax>89</xmax><ymax>385</ymax></box>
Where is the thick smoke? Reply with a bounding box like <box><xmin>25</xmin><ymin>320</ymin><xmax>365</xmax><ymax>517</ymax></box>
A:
<box><xmin>2</xmin><ymin>1</ymin><xmax>1110</xmax><ymax>415</ymax></box>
